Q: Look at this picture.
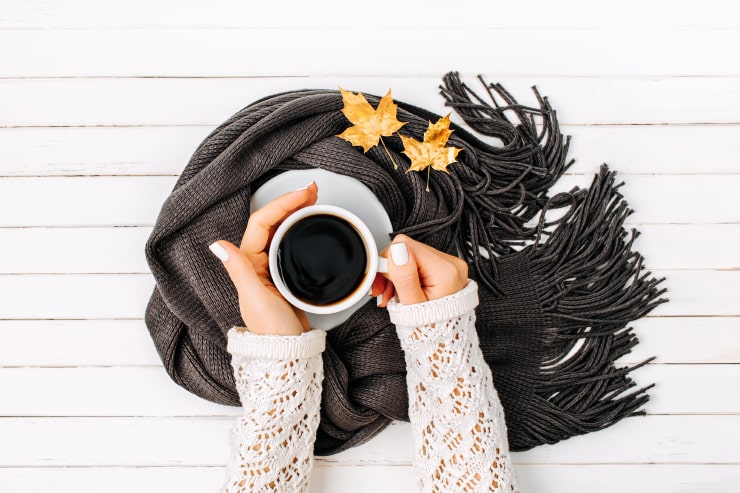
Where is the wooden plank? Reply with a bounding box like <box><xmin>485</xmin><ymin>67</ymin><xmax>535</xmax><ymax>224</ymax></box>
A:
<box><xmin>645</xmin><ymin>270</ymin><xmax>740</xmax><ymax>317</ymax></box>
<box><xmin>3</xmin><ymin>29</ymin><xmax>739</xmax><ymax>78</ymax></box>
<box><xmin>0</xmin><ymin>364</ymin><xmax>736</xmax><ymax>416</ymax></box>
<box><xmin>632</xmin><ymin>224</ymin><xmax>740</xmax><ymax>270</ymax></box>
<box><xmin>3</xmin><ymin>125</ymin><xmax>740</xmax><ymax>177</ymax></box>
<box><xmin>0</xmin><ymin>227</ymin><xmax>152</xmax><ymax>274</ymax></box>
<box><xmin>1</xmin><ymin>174</ymin><xmax>739</xmax><ymax>227</ymax></box>
<box><xmin>4</xmin><ymin>77</ymin><xmax>740</xmax><ymax>127</ymax></box>
<box><xmin>0</xmin><ymin>224</ymin><xmax>736</xmax><ymax>275</ymax></box>
<box><xmin>0</xmin><ymin>416</ymin><xmax>737</xmax><ymax>466</ymax></box>
<box><xmin>0</xmin><ymin>465</ymin><xmax>416</xmax><ymax>493</ymax></box>
<box><xmin>0</xmin><ymin>367</ymin><xmax>239</xmax><ymax>416</ymax></box>
<box><xmin>0</xmin><ymin>273</ymin><xmax>157</xmax><ymax>319</ymax></box>
<box><xmin>0</xmin><ymin>126</ymin><xmax>212</xmax><ymax>176</ymax></box>
<box><xmin>3</xmin><ymin>0</ymin><xmax>739</xmax><ymax>29</ymax></box>
<box><xmin>0</xmin><ymin>270</ymin><xmax>735</xmax><ymax>319</ymax></box>
<box><xmin>0</xmin><ymin>176</ymin><xmax>175</xmax><ymax>227</ymax></box>
<box><xmin>0</xmin><ymin>320</ymin><xmax>162</xmax><ymax>366</ymax></box>
<box><xmin>0</xmin><ymin>464</ymin><xmax>737</xmax><ymax>493</ymax></box>
<box><xmin>623</xmin><ymin>317</ymin><xmax>740</xmax><ymax>364</ymax></box>
<box><xmin>513</xmin><ymin>464</ymin><xmax>740</xmax><ymax>493</ymax></box>
<box><xmin>1</xmin><ymin>318</ymin><xmax>736</xmax><ymax>367</ymax></box>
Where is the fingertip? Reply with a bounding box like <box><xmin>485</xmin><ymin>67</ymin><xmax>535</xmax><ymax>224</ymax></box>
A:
<box><xmin>390</xmin><ymin>242</ymin><xmax>409</xmax><ymax>266</ymax></box>
<box><xmin>370</xmin><ymin>273</ymin><xmax>386</xmax><ymax>297</ymax></box>
<box><xmin>391</xmin><ymin>233</ymin><xmax>413</xmax><ymax>245</ymax></box>
<box><xmin>298</xmin><ymin>181</ymin><xmax>319</xmax><ymax>204</ymax></box>
<box><xmin>379</xmin><ymin>281</ymin><xmax>394</xmax><ymax>308</ymax></box>
<box><xmin>292</xmin><ymin>180</ymin><xmax>317</xmax><ymax>197</ymax></box>
<box><xmin>208</xmin><ymin>240</ymin><xmax>230</xmax><ymax>263</ymax></box>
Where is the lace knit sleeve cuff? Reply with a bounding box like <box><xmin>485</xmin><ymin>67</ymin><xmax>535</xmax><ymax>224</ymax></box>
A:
<box><xmin>226</xmin><ymin>327</ymin><xmax>326</xmax><ymax>360</ymax></box>
<box><xmin>386</xmin><ymin>279</ymin><xmax>479</xmax><ymax>328</ymax></box>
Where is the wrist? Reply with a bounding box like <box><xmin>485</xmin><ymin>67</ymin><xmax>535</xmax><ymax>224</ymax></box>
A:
<box><xmin>386</xmin><ymin>279</ymin><xmax>479</xmax><ymax>328</ymax></box>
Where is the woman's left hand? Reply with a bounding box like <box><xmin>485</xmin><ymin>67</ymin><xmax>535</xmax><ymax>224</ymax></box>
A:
<box><xmin>208</xmin><ymin>182</ymin><xmax>319</xmax><ymax>336</ymax></box>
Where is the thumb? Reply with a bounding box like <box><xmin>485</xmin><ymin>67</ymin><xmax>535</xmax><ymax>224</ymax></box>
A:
<box><xmin>208</xmin><ymin>240</ymin><xmax>263</xmax><ymax>298</ymax></box>
<box><xmin>387</xmin><ymin>238</ymin><xmax>427</xmax><ymax>305</ymax></box>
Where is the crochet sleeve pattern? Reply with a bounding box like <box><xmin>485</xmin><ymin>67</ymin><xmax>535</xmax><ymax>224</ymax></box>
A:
<box><xmin>221</xmin><ymin>327</ymin><xmax>326</xmax><ymax>493</ymax></box>
<box><xmin>386</xmin><ymin>279</ymin><xmax>520</xmax><ymax>493</ymax></box>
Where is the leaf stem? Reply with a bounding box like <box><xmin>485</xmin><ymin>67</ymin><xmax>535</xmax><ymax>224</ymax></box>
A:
<box><xmin>426</xmin><ymin>166</ymin><xmax>431</xmax><ymax>192</ymax></box>
<box><xmin>380</xmin><ymin>136</ymin><xmax>400</xmax><ymax>170</ymax></box>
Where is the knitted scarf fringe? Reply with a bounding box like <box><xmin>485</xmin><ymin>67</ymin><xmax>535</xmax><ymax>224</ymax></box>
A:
<box><xmin>400</xmin><ymin>73</ymin><xmax>669</xmax><ymax>451</ymax></box>
<box><xmin>515</xmin><ymin>165</ymin><xmax>668</xmax><ymax>449</ymax></box>
<box><xmin>385</xmin><ymin>72</ymin><xmax>574</xmax><ymax>298</ymax></box>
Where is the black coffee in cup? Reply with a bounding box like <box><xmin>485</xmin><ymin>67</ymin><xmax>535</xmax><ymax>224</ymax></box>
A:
<box><xmin>276</xmin><ymin>213</ymin><xmax>368</xmax><ymax>305</ymax></box>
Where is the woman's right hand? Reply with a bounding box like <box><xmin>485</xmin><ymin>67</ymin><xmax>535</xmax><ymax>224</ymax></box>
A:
<box><xmin>372</xmin><ymin>234</ymin><xmax>469</xmax><ymax>307</ymax></box>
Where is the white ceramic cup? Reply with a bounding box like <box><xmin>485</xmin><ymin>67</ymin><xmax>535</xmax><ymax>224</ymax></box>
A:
<box><xmin>268</xmin><ymin>204</ymin><xmax>389</xmax><ymax>314</ymax></box>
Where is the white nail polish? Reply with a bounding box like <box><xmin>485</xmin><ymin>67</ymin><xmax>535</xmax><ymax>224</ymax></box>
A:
<box><xmin>209</xmin><ymin>242</ymin><xmax>229</xmax><ymax>262</ymax></box>
<box><xmin>293</xmin><ymin>181</ymin><xmax>314</xmax><ymax>192</ymax></box>
<box><xmin>390</xmin><ymin>242</ymin><xmax>409</xmax><ymax>266</ymax></box>
<box><xmin>368</xmin><ymin>287</ymin><xmax>373</xmax><ymax>296</ymax></box>
<box><xmin>376</xmin><ymin>294</ymin><xmax>383</xmax><ymax>306</ymax></box>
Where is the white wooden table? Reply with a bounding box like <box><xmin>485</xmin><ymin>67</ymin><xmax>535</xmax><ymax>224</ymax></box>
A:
<box><xmin>1</xmin><ymin>1</ymin><xmax>739</xmax><ymax>491</ymax></box>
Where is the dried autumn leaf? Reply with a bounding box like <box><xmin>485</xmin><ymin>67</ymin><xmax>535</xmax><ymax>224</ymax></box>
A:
<box><xmin>400</xmin><ymin>114</ymin><xmax>463</xmax><ymax>190</ymax></box>
<box><xmin>336</xmin><ymin>87</ymin><xmax>407</xmax><ymax>153</ymax></box>
<box><xmin>421</xmin><ymin>113</ymin><xmax>455</xmax><ymax>148</ymax></box>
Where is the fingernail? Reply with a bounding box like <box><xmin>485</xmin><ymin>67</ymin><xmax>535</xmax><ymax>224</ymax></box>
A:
<box><xmin>368</xmin><ymin>287</ymin><xmax>373</xmax><ymax>296</ymax></box>
<box><xmin>208</xmin><ymin>241</ymin><xmax>229</xmax><ymax>262</ymax></box>
<box><xmin>293</xmin><ymin>181</ymin><xmax>314</xmax><ymax>192</ymax></box>
<box><xmin>376</xmin><ymin>294</ymin><xmax>383</xmax><ymax>306</ymax></box>
<box><xmin>390</xmin><ymin>242</ymin><xmax>409</xmax><ymax>266</ymax></box>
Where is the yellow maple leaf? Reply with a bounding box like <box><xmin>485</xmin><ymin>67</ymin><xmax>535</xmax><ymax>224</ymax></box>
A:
<box><xmin>336</xmin><ymin>87</ymin><xmax>407</xmax><ymax>154</ymax></box>
<box><xmin>400</xmin><ymin>114</ymin><xmax>462</xmax><ymax>191</ymax></box>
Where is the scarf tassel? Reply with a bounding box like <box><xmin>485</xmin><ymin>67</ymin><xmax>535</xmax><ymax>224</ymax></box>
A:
<box><xmin>511</xmin><ymin>164</ymin><xmax>668</xmax><ymax>449</ymax></box>
<box><xmin>437</xmin><ymin>72</ymin><xmax>578</xmax><ymax>300</ymax></box>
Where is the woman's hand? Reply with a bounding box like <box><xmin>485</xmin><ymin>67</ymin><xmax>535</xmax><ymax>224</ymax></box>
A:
<box><xmin>372</xmin><ymin>234</ymin><xmax>468</xmax><ymax>307</ymax></box>
<box><xmin>208</xmin><ymin>182</ymin><xmax>319</xmax><ymax>336</ymax></box>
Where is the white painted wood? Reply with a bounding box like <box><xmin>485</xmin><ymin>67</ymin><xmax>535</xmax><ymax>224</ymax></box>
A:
<box><xmin>0</xmin><ymin>227</ymin><xmax>153</xmax><ymax>274</ymax></box>
<box><xmin>0</xmin><ymin>270</ymin><xmax>729</xmax><ymax>319</ymax></box>
<box><xmin>0</xmin><ymin>126</ymin><xmax>214</xmax><ymax>176</ymax></box>
<box><xmin>0</xmin><ymin>176</ymin><xmax>175</xmax><ymax>227</ymax></box>
<box><xmin>3</xmin><ymin>125</ymin><xmax>740</xmax><ymax>177</ymax></box>
<box><xmin>0</xmin><ymin>364</ymin><xmax>736</xmax><ymax>416</ymax></box>
<box><xmin>0</xmin><ymin>270</ymin><xmax>736</xmax><ymax>319</ymax></box>
<box><xmin>3</xmin><ymin>0</ymin><xmax>739</xmax><ymax>29</ymax></box>
<box><xmin>2</xmin><ymin>0</ymin><xmax>739</xmax><ymax>490</ymax></box>
<box><xmin>631</xmin><ymin>224</ymin><xmax>740</xmax><ymax>270</ymax></box>
<box><xmin>0</xmin><ymin>464</ymin><xmax>737</xmax><ymax>493</ymax></box>
<box><xmin>3</xmin><ymin>29</ymin><xmax>739</xmax><ymax>78</ymax></box>
<box><xmin>2</xmin><ymin>174</ymin><xmax>738</xmax><ymax>228</ymax></box>
<box><xmin>623</xmin><ymin>317</ymin><xmax>740</xmax><ymax>364</ymax></box>
<box><xmin>1</xmin><ymin>416</ymin><xmax>738</xmax><ymax>466</ymax></box>
<box><xmin>4</xmin><ymin>77</ymin><xmax>740</xmax><ymax>128</ymax></box>
<box><xmin>0</xmin><ymin>320</ymin><xmax>163</xmax><ymax>366</ymax></box>
<box><xmin>1</xmin><ymin>224</ymin><xmax>736</xmax><ymax>275</ymax></box>
<box><xmin>0</xmin><ymin>274</ymin><xmax>157</xmax><ymax>319</ymax></box>
<box><xmin>2</xmin><ymin>317</ymin><xmax>737</xmax><ymax>367</ymax></box>
<box><xmin>513</xmin><ymin>465</ymin><xmax>740</xmax><ymax>493</ymax></box>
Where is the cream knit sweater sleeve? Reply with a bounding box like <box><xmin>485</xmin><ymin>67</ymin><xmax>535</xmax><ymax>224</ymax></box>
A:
<box><xmin>386</xmin><ymin>279</ymin><xmax>520</xmax><ymax>493</ymax></box>
<box><xmin>221</xmin><ymin>279</ymin><xmax>519</xmax><ymax>492</ymax></box>
<box><xmin>221</xmin><ymin>327</ymin><xmax>326</xmax><ymax>493</ymax></box>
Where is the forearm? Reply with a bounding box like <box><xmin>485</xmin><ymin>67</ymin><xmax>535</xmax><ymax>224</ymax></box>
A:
<box><xmin>387</xmin><ymin>280</ymin><xmax>519</xmax><ymax>493</ymax></box>
<box><xmin>222</xmin><ymin>328</ymin><xmax>326</xmax><ymax>493</ymax></box>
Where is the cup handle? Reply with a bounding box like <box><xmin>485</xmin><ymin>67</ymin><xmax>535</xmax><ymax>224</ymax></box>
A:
<box><xmin>377</xmin><ymin>255</ymin><xmax>389</xmax><ymax>274</ymax></box>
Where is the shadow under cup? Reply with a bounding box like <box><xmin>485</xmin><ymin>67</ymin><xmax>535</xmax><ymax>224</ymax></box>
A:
<box><xmin>274</xmin><ymin>210</ymin><xmax>374</xmax><ymax>311</ymax></box>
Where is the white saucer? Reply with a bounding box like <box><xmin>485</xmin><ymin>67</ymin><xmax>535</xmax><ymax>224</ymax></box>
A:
<box><xmin>249</xmin><ymin>168</ymin><xmax>394</xmax><ymax>330</ymax></box>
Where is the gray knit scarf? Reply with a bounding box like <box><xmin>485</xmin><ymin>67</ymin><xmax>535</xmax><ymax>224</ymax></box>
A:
<box><xmin>144</xmin><ymin>71</ymin><xmax>668</xmax><ymax>455</ymax></box>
